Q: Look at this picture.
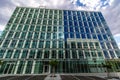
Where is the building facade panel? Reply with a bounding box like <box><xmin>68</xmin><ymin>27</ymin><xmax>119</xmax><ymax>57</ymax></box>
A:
<box><xmin>0</xmin><ymin>7</ymin><xmax>120</xmax><ymax>74</ymax></box>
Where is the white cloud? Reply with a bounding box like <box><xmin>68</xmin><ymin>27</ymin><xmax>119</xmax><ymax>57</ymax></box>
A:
<box><xmin>101</xmin><ymin>0</ymin><xmax>120</xmax><ymax>35</ymax></box>
<box><xmin>114</xmin><ymin>33</ymin><xmax>120</xmax><ymax>49</ymax></box>
<box><xmin>0</xmin><ymin>24</ymin><xmax>5</xmax><ymax>31</ymax></box>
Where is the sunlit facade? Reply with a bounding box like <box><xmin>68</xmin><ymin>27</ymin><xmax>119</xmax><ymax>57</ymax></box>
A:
<box><xmin>0</xmin><ymin>7</ymin><xmax>120</xmax><ymax>74</ymax></box>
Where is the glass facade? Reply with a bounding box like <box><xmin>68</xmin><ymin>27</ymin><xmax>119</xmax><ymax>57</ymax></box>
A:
<box><xmin>0</xmin><ymin>7</ymin><xmax>120</xmax><ymax>74</ymax></box>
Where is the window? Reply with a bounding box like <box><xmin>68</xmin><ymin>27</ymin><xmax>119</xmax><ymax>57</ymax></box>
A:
<box><xmin>46</xmin><ymin>33</ymin><xmax>51</xmax><ymax>39</ymax></box>
<box><xmin>45</xmin><ymin>41</ymin><xmax>50</xmax><ymax>48</ymax></box>
<box><xmin>77</xmin><ymin>42</ymin><xmax>82</xmax><ymax>48</ymax></box>
<box><xmin>17</xmin><ymin>40</ymin><xmax>24</xmax><ymax>48</ymax></box>
<box><xmin>10</xmin><ymin>40</ymin><xmax>17</xmax><ymax>48</ymax></box>
<box><xmin>2</xmin><ymin>40</ymin><xmax>10</xmax><ymax>47</ymax></box>
<box><xmin>32</xmin><ymin>40</ymin><xmax>38</xmax><ymax>48</ymax></box>
<box><xmin>0</xmin><ymin>49</ymin><xmax>6</xmax><ymax>58</ymax></box>
<box><xmin>25</xmin><ymin>61</ymin><xmax>33</xmax><ymax>74</ymax></box>
<box><xmin>20</xmin><ymin>32</ymin><xmax>27</xmax><ymax>39</ymax></box>
<box><xmin>59</xmin><ymin>41</ymin><xmax>63</xmax><ymax>48</ymax></box>
<box><xmin>52</xmin><ymin>41</ymin><xmax>57</xmax><ymax>48</ymax></box>
<box><xmin>42</xmin><ymin>26</ymin><xmax>46</xmax><ymax>32</ymax></box>
<box><xmin>35</xmin><ymin>25</ymin><xmax>41</xmax><ymax>31</ymax></box>
<box><xmin>78</xmin><ymin>50</ymin><xmax>84</xmax><ymax>58</ymax></box>
<box><xmin>58</xmin><ymin>50</ymin><xmax>63</xmax><ymax>59</ymax></box>
<box><xmin>29</xmin><ymin>25</ymin><xmax>35</xmax><ymax>31</ymax></box>
<box><xmin>23</xmin><ymin>25</ymin><xmax>29</xmax><ymax>31</ymax></box>
<box><xmin>71</xmin><ymin>42</ymin><xmax>76</xmax><ymax>48</ymax></box>
<box><xmin>40</xmin><ymin>32</ymin><xmax>45</xmax><ymax>39</ymax></box>
<box><xmin>44</xmin><ymin>50</ymin><xmax>49</xmax><ymax>58</ymax></box>
<box><xmin>47</xmin><ymin>26</ymin><xmax>52</xmax><ymax>32</ymax></box>
<box><xmin>21</xmin><ymin>50</ymin><xmax>28</xmax><ymax>58</ymax></box>
<box><xmin>72</xmin><ymin>50</ymin><xmax>77</xmax><ymax>59</ymax></box>
<box><xmin>85</xmin><ymin>51</ymin><xmax>90</xmax><ymax>58</ymax></box>
<box><xmin>38</xmin><ymin>40</ymin><xmax>44</xmax><ymax>48</ymax></box>
<box><xmin>36</xmin><ymin>50</ymin><xmax>42</xmax><ymax>58</ymax></box>
<box><xmin>29</xmin><ymin>50</ymin><xmax>35</xmax><ymax>58</ymax></box>
<box><xmin>6</xmin><ymin>31</ymin><xmax>14</xmax><ymax>38</ymax></box>
<box><xmin>14</xmin><ymin>32</ymin><xmax>20</xmax><ymax>38</ymax></box>
<box><xmin>6</xmin><ymin>50</ymin><xmax>13</xmax><ymax>58</ymax></box>
<box><xmin>65</xmin><ymin>50</ymin><xmax>70</xmax><ymax>58</ymax></box>
<box><xmin>13</xmin><ymin>50</ymin><xmax>20</xmax><ymax>58</ymax></box>
<box><xmin>103</xmin><ymin>50</ymin><xmax>110</xmax><ymax>58</ymax></box>
<box><xmin>27</xmin><ymin>32</ymin><xmax>33</xmax><ymax>39</ymax></box>
<box><xmin>24</xmin><ymin>40</ymin><xmax>31</xmax><ymax>48</ymax></box>
<box><xmin>51</xmin><ymin>50</ymin><xmax>56</xmax><ymax>58</ymax></box>
<box><xmin>34</xmin><ymin>32</ymin><xmax>39</xmax><ymax>39</ymax></box>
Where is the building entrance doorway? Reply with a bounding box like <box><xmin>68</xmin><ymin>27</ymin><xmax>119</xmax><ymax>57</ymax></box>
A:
<box><xmin>43</xmin><ymin>65</ymin><xmax>49</xmax><ymax>73</ymax></box>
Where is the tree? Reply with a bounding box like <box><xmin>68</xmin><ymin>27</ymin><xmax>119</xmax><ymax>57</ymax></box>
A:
<box><xmin>102</xmin><ymin>61</ymin><xmax>112</xmax><ymax>79</ymax></box>
<box><xmin>0</xmin><ymin>60</ymin><xmax>3</xmax><ymax>69</ymax></box>
<box><xmin>49</xmin><ymin>59</ymin><xmax>58</xmax><ymax>77</ymax></box>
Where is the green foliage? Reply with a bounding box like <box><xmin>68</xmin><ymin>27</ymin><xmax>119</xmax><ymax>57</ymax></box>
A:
<box><xmin>49</xmin><ymin>59</ymin><xmax>58</xmax><ymax>67</ymax></box>
<box><xmin>0</xmin><ymin>60</ymin><xmax>3</xmax><ymax>65</ymax></box>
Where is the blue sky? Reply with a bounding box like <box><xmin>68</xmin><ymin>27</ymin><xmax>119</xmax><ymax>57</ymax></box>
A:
<box><xmin>0</xmin><ymin>0</ymin><xmax>120</xmax><ymax>48</ymax></box>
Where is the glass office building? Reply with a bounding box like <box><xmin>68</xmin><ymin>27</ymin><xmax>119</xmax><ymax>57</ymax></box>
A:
<box><xmin>0</xmin><ymin>7</ymin><xmax>120</xmax><ymax>74</ymax></box>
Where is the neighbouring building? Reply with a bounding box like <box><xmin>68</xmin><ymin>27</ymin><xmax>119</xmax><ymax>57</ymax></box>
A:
<box><xmin>0</xmin><ymin>7</ymin><xmax>120</xmax><ymax>74</ymax></box>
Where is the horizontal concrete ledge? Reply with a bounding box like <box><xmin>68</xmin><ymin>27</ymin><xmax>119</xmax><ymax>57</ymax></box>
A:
<box><xmin>0</xmin><ymin>72</ymin><xmax>120</xmax><ymax>78</ymax></box>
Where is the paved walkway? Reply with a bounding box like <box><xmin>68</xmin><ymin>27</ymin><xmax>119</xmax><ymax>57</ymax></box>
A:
<box><xmin>44</xmin><ymin>74</ymin><xmax>61</xmax><ymax>80</ymax></box>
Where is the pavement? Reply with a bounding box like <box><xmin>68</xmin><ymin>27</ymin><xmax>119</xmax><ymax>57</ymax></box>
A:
<box><xmin>44</xmin><ymin>74</ymin><xmax>61</xmax><ymax>80</ymax></box>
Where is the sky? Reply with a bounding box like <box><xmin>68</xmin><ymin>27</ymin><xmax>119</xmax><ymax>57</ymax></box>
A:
<box><xmin>0</xmin><ymin>0</ymin><xmax>120</xmax><ymax>48</ymax></box>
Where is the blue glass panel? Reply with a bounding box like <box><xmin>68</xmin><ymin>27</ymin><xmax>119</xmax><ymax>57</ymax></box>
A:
<box><xmin>103</xmin><ymin>34</ymin><xmax>108</xmax><ymax>40</ymax></box>
<box><xmin>87</xmin><ymin>34</ymin><xmax>91</xmax><ymax>39</ymax></box>
<box><xmin>101</xmin><ymin>28</ymin><xmax>105</xmax><ymax>33</ymax></box>
<box><xmin>87</xmin><ymin>17</ymin><xmax>91</xmax><ymax>21</ymax></box>
<box><xmin>91</xmin><ymin>17</ymin><xmax>95</xmax><ymax>21</ymax></box>
<box><xmin>72</xmin><ymin>11</ymin><xmax>76</xmax><ymax>15</ymax></box>
<box><xmin>79</xmin><ymin>21</ymin><xmax>83</xmax><ymax>26</ymax></box>
<box><xmin>73</xmin><ymin>16</ymin><xmax>77</xmax><ymax>20</ymax></box>
<box><xmin>90</xmin><ymin>12</ymin><xmax>94</xmax><ymax>16</ymax></box>
<box><xmin>109</xmin><ymin>51</ymin><xmax>115</xmax><ymax>58</ymax></box>
<box><xmin>64</xmin><ymin>10</ymin><xmax>67</xmax><ymax>15</ymax></box>
<box><xmin>82</xmin><ymin>17</ymin><xmax>86</xmax><ymax>21</ymax></box>
<box><xmin>81</xmin><ymin>34</ymin><xmax>86</xmax><ymax>39</ymax></box>
<box><xmin>69</xmin><ymin>20</ymin><xmax>73</xmax><ymax>26</ymax></box>
<box><xmin>90</xmin><ymin>28</ymin><xmax>94</xmax><ymax>33</ymax></box>
<box><xmin>106</xmin><ymin>42</ymin><xmax>112</xmax><ymax>49</ymax></box>
<box><xmin>100</xmin><ymin>42</ymin><xmax>106</xmax><ymax>49</ymax></box>
<box><xmin>78</xmin><ymin>16</ymin><xmax>82</xmax><ymax>21</ymax></box>
<box><xmin>103</xmin><ymin>50</ymin><xmax>110</xmax><ymax>58</ymax></box>
<box><xmin>70</xmin><ymin>33</ymin><xmax>74</xmax><ymax>38</ymax></box>
<box><xmin>70</xmin><ymin>27</ymin><xmax>74</xmax><ymax>32</ymax></box>
<box><xmin>96</xmin><ymin>28</ymin><xmax>100</xmax><ymax>33</ymax></box>
<box><xmin>98</xmin><ymin>22</ymin><xmax>102</xmax><ymax>27</ymax></box>
<box><xmin>74</xmin><ymin>21</ymin><xmax>78</xmax><ymax>26</ymax></box>
<box><xmin>81</xmin><ymin>12</ymin><xmax>85</xmax><ymax>17</ymax></box>
<box><xmin>68</xmin><ymin>16</ymin><xmax>72</xmax><ymax>20</ymax></box>
<box><xmin>98</xmin><ymin>34</ymin><xmax>103</xmax><ymax>41</ymax></box>
<box><xmin>94</xmin><ymin>12</ymin><xmax>97</xmax><ymax>16</ymax></box>
<box><xmin>93</xmin><ymin>22</ymin><xmax>97</xmax><ymax>27</ymax></box>
<box><xmin>96</xmin><ymin>17</ymin><xmax>99</xmax><ymax>22</ymax></box>
<box><xmin>75</xmin><ymin>27</ymin><xmax>79</xmax><ymax>32</ymax></box>
<box><xmin>76</xmin><ymin>33</ymin><xmax>80</xmax><ymax>38</ymax></box>
<box><xmin>64</xmin><ymin>21</ymin><xmax>68</xmax><ymax>26</ymax></box>
<box><xmin>92</xmin><ymin>34</ymin><xmax>97</xmax><ymax>39</ymax></box>
<box><xmin>80</xmin><ymin>28</ymin><xmax>84</xmax><ymax>33</ymax></box>
<box><xmin>85</xmin><ymin>28</ymin><xmax>90</xmax><ymax>33</ymax></box>
<box><xmin>77</xmin><ymin>11</ymin><xmax>80</xmax><ymax>16</ymax></box>
<box><xmin>65</xmin><ymin>33</ymin><xmax>69</xmax><ymax>39</ymax></box>
<box><xmin>84</xmin><ymin>22</ymin><xmax>88</xmax><ymax>26</ymax></box>
<box><xmin>88</xmin><ymin>22</ymin><xmax>93</xmax><ymax>28</ymax></box>
<box><xmin>64</xmin><ymin>16</ymin><xmax>67</xmax><ymax>20</ymax></box>
<box><xmin>64</xmin><ymin>26</ymin><xmax>69</xmax><ymax>32</ymax></box>
<box><xmin>68</xmin><ymin>11</ymin><xmax>71</xmax><ymax>15</ymax></box>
